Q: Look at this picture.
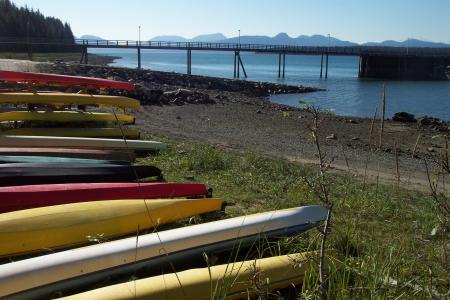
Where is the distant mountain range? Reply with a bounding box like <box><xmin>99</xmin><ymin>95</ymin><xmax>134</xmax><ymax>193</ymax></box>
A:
<box><xmin>78</xmin><ymin>34</ymin><xmax>105</xmax><ymax>40</ymax></box>
<box><xmin>78</xmin><ymin>33</ymin><xmax>450</xmax><ymax>48</ymax></box>
<box><xmin>150</xmin><ymin>33</ymin><xmax>227</xmax><ymax>42</ymax></box>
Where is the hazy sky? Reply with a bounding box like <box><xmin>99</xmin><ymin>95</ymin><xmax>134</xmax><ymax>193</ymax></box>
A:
<box><xmin>11</xmin><ymin>0</ymin><xmax>450</xmax><ymax>43</ymax></box>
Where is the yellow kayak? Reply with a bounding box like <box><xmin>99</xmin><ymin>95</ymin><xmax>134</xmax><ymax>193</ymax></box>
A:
<box><xmin>0</xmin><ymin>127</ymin><xmax>141</xmax><ymax>139</ymax></box>
<box><xmin>60</xmin><ymin>252</ymin><xmax>313</xmax><ymax>300</ymax></box>
<box><xmin>0</xmin><ymin>198</ymin><xmax>222</xmax><ymax>257</ymax></box>
<box><xmin>0</xmin><ymin>111</ymin><xmax>135</xmax><ymax>123</ymax></box>
<box><xmin>0</xmin><ymin>93</ymin><xmax>141</xmax><ymax>110</ymax></box>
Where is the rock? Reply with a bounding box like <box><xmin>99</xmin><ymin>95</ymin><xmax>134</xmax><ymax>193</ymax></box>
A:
<box><xmin>176</xmin><ymin>116</ymin><xmax>181</xmax><ymax>120</ymax></box>
<box><xmin>351</xmin><ymin>137</ymin><xmax>360</xmax><ymax>141</ymax></box>
<box><xmin>417</xmin><ymin>116</ymin><xmax>449</xmax><ymax>132</ymax></box>
<box><xmin>326</xmin><ymin>133</ymin><xmax>337</xmax><ymax>140</ymax></box>
<box><xmin>427</xmin><ymin>147</ymin><xmax>435</xmax><ymax>152</ymax></box>
<box><xmin>256</xmin><ymin>110</ymin><xmax>262</xmax><ymax>114</ymax></box>
<box><xmin>393</xmin><ymin>112</ymin><xmax>416</xmax><ymax>123</ymax></box>
<box><xmin>346</xmin><ymin>119</ymin><xmax>359</xmax><ymax>124</ymax></box>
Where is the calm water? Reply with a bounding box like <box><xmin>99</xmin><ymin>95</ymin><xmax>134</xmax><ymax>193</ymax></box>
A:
<box><xmin>90</xmin><ymin>48</ymin><xmax>450</xmax><ymax>120</ymax></box>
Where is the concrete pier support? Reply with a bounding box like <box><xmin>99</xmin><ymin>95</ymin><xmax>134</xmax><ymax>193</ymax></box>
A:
<box><xmin>358</xmin><ymin>55</ymin><xmax>450</xmax><ymax>80</ymax></box>
<box><xmin>282</xmin><ymin>52</ymin><xmax>286</xmax><ymax>78</ymax></box>
<box><xmin>325</xmin><ymin>53</ymin><xmax>329</xmax><ymax>78</ymax></box>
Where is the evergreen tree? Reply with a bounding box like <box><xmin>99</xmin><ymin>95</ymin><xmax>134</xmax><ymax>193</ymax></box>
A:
<box><xmin>0</xmin><ymin>0</ymin><xmax>74</xmax><ymax>41</ymax></box>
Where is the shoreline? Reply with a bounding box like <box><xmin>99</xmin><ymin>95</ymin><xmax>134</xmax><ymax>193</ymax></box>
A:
<box><xmin>0</xmin><ymin>59</ymin><xmax>448</xmax><ymax>193</ymax></box>
<box><xmin>95</xmin><ymin>53</ymin><xmax>450</xmax><ymax>122</ymax></box>
<box><xmin>39</xmin><ymin>63</ymin><xmax>450</xmax><ymax>193</ymax></box>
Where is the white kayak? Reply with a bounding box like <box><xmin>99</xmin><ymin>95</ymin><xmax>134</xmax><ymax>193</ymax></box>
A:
<box><xmin>0</xmin><ymin>205</ymin><xmax>326</xmax><ymax>299</ymax></box>
<box><xmin>0</xmin><ymin>135</ymin><xmax>166</xmax><ymax>151</ymax></box>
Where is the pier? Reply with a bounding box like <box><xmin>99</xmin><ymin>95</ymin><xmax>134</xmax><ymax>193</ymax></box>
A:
<box><xmin>1</xmin><ymin>38</ymin><xmax>450</xmax><ymax>80</ymax></box>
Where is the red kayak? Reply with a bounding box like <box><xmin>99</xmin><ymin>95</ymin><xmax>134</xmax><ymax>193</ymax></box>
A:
<box><xmin>0</xmin><ymin>70</ymin><xmax>136</xmax><ymax>90</ymax></box>
<box><xmin>0</xmin><ymin>182</ymin><xmax>209</xmax><ymax>214</ymax></box>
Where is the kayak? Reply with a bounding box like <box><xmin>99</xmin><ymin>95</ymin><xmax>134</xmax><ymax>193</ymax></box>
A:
<box><xmin>0</xmin><ymin>182</ymin><xmax>209</xmax><ymax>214</ymax></box>
<box><xmin>0</xmin><ymin>93</ymin><xmax>141</xmax><ymax>110</ymax></box>
<box><xmin>0</xmin><ymin>111</ymin><xmax>135</xmax><ymax>123</ymax></box>
<box><xmin>0</xmin><ymin>147</ymin><xmax>136</xmax><ymax>161</ymax></box>
<box><xmin>0</xmin><ymin>205</ymin><xmax>326</xmax><ymax>299</ymax></box>
<box><xmin>0</xmin><ymin>198</ymin><xmax>223</xmax><ymax>257</ymax></box>
<box><xmin>0</xmin><ymin>136</ymin><xmax>166</xmax><ymax>151</ymax></box>
<box><xmin>0</xmin><ymin>163</ymin><xmax>162</xmax><ymax>187</ymax></box>
<box><xmin>0</xmin><ymin>70</ymin><xmax>137</xmax><ymax>90</ymax></box>
<box><xmin>1</xmin><ymin>127</ymin><xmax>141</xmax><ymax>139</ymax></box>
<box><xmin>0</xmin><ymin>155</ymin><xmax>130</xmax><ymax>165</ymax></box>
<box><xmin>60</xmin><ymin>252</ymin><xmax>313</xmax><ymax>300</ymax></box>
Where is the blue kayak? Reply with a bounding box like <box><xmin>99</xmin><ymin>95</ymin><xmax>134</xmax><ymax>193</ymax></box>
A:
<box><xmin>0</xmin><ymin>155</ymin><xmax>131</xmax><ymax>165</ymax></box>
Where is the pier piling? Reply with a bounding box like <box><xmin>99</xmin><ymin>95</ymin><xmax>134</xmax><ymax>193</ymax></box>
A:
<box><xmin>238</xmin><ymin>55</ymin><xmax>247</xmax><ymax>78</ymax></box>
<box><xmin>233</xmin><ymin>52</ymin><xmax>237</xmax><ymax>78</ymax></box>
<box><xmin>278</xmin><ymin>53</ymin><xmax>281</xmax><ymax>78</ymax></box>
<box><xmin>137</xmin><ymin>47</ymin><xmax>141</xmax><ymax>69</ymax></box>
<box><xmin>320</xmin><ymin>53</ymin><xmax>324</xmax><ymax>78</ymax></box>
<box><xmin>79</xmin><ymin>46</ymin><xmax>88</xmax><ymax>64</ymax></box>
<box><xmin>187</xmin><ymin>49</ymin><xmax>192</xmax><ymax>75</ymax></box>
<box><xmin>325</xmin><ymin>53</ymin><xmax>329</xmax><ymax>78</ymax></box>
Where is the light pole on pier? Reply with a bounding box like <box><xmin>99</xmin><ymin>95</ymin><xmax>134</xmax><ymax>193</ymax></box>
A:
<box><xmin>138</xmin><ymin>26</ymin><xmax>141</xmax><ymax>44</ymax></box>
<box><xmin>238</xmin><ymin>29</ymin><xmax>241</xmax><ymax>47</ymax></box>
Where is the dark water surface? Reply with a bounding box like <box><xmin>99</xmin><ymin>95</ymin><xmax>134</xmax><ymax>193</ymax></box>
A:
<box><xmin>91</xmin><ymin>48</ymin><xmax>450</xmax><ymax>120</ymax></box>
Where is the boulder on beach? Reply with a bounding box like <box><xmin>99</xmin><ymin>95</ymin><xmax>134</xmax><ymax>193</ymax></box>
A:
<box><xmin>392</xmin><ymin>112</ymin><xmax>416</xmax><ymax>123</ymax></box>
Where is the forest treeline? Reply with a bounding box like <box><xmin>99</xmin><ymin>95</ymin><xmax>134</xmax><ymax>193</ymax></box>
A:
<box><xmin>0</xmin><ymin>0</ymin><xmax>74</xmax><ymax>41</ymax></box>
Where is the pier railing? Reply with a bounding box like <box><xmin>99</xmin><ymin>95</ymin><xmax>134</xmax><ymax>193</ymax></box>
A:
<box><xmin>73</xmin><ymin>39</ymin><xmax>450</xmax><ymax>57</ymax></box>
<box><xmin>0</xmin><ymin>37</ymin><xmax>449</xmax><ymax>57</ymax></box>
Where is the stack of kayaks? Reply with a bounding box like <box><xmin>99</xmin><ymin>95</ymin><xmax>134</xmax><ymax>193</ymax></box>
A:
<box><xmin>0</xmin><ymin>70</ymin><xmax>167</xmax><ymax>184</ymax></box>
<box><xmin>0</xmin><ymin>70</ymin><xmax>141</xmax><ymax>139</ymax></box>
<box><xmin>0</xmin><ymin>71</ymin><xmax>328</xmax><ymax>299</ymax></box>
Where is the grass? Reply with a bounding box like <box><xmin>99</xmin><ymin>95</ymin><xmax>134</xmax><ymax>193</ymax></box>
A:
<box><xmin>140</xmin><ymin>139</ymin><xmax>449</xmax><ymax>299</ymax></box>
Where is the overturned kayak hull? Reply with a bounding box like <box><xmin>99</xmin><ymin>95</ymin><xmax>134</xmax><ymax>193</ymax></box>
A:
<box><xmin>0</xmin><ymin>93</ymin><xmax>140</xmax><ymax>110</ymax></box>
<box><xmin>0</xmin><ymin>70</ymin><xmax>137</xmax><ymax>90</ymax></box>
<box><xmin>0</xmin><ymin>206</ymin><xmax>327</xmax><ymax>299</ymax></box>
<box><xmin>0</xmin><ymin>111</ymin><xmax>135</xmax><ymax>123</ymax></box>
<box><xmin>0</xmin><ymin>155</ymin><xmax>130</xmax><ymax>165</ymax></box>
<box><xmin>0</xmin><ymin>198</ymin><xmax>223</xmax><ymax>257</ymax></box>
<box><xmin>0</xmin><ymin>182</ymin><xmax>208</xmax><ymax>213</ymax></box>
<box><xmin>0</xmin><ymin>147</ymin><xmax>136</xmax><ymax>161</ymax></box>
<box><xmin>61</xmin><ymin>252</ymin><xmax>313</xmax><ymax>300</ymax></box>
<box><xmin>0</xmin><ymin>135</ymin><xmax>165</xmax><ymax>151</ymax></box>
<box><xmin>0</xmin><ymin>163</ymin><xmax>162</xmax><ymax>187</ymax></box>
<box><xmin>1</xmin><ymin>127</ymin><xmax>141</xmax><ymax>139</ymax></box>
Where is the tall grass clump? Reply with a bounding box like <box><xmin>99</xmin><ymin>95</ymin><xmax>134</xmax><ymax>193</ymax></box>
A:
<box><xmin>140</xmin><ymin>138</ymin><xmax>449</xmax><ymax>299</ymax></box>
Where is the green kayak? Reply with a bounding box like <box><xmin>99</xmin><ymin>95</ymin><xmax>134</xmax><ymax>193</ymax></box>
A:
<box><xmin>0</xmin><ymin>155</ymin><xmax>131</xmax><ymax>165</ymax></box>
